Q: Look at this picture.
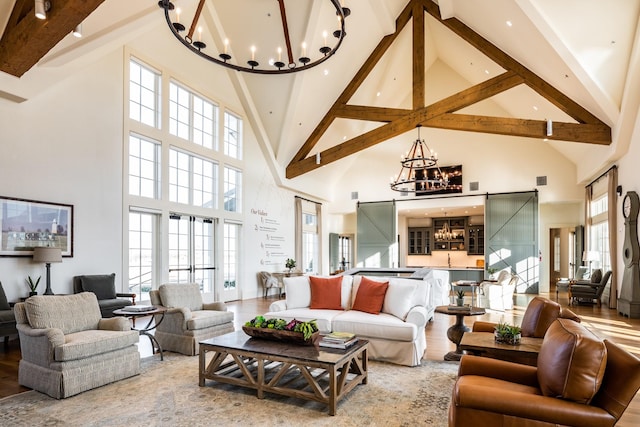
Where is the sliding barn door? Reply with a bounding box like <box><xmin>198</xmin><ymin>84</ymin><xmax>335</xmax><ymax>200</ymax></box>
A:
<box><xmin>486</xmin><ymin>192</ymin><xmax>539</xmax><ymax>293</ymax></box>
<box><xmin>356</xmin><ymin>201</ymin><xmax>397</xmax><ymax>268</ymax></box>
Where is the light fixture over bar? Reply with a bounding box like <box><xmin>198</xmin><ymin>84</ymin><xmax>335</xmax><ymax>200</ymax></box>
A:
<box><xmin>157</xmin><ymin>0</ymin><xmax>350</xmax><ymax>75</ymax></box>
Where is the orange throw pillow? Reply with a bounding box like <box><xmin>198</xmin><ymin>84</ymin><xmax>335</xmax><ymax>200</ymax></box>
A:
<box><xmin>352</xmin><ymin>276</ymin><xmax>389</xmax><ymax>314</ymax></box>
<box><xmin>309</xmin><ymin>276</ymin><xmax>343</xmax><ymax>310</ymax></box>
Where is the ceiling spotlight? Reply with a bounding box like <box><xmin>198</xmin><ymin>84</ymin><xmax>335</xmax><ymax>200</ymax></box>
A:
<box><xmin>73</xmin><ymin>23</ymin><xmax>83</xmax><ymax>38</ymax></box>
<box><xmin>35</xmin><ymin>0</ymin><xmax>51</xmax><ymax>20</ymax></box>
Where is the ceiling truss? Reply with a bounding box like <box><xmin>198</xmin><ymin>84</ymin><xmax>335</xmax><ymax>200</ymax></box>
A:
<box><xmin>285</xmin><ymin>0</ymin><xmax>612</xmax><ymax>179</ymax></box>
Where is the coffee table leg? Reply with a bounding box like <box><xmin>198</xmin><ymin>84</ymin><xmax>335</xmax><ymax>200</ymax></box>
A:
<box><xmin>444</xmin><ymin>313</ymin><xmax>469</xmax><ymax>361</ymax></box>
<box><xmin>329</xmin><ymin>365</ymin><xmax>337</xmax><ymax>416</ymax></box>
<box><xmin>199</xmin><ymin>348</ymin><xmax>206</xmax><ymax>386</ymax></box>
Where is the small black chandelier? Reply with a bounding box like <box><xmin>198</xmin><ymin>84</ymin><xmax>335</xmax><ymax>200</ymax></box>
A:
<box><xmin>390</xmin><ymin>125</ymin><xmax>449</xmax><ymax>195</ymax></box>
<box><xmin>158</xmin><ymin>0</ymin><xmax>350</xmax><ymax>75</ymax></box>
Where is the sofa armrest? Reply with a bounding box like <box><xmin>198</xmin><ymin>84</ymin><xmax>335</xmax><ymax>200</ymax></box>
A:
<box><xmin>157</xmin><ymin>307</ymin><xmax>192</xmax><ymax>332</ymax></box>
<box><xmin>203</xmin><ymin>301</ymin><xmax>227</xmax><ymax>311</ymax></box>
<box><xmin>268</xmin><ymin>300</ymin><xmax>288</xmax><ymax>312</ymax></box>
<box><xmin>458</xmin><ymin>354</ymin><xmax>539</xmax><ymax>387</ymax></box>
<box><xmin>405</xmin><ymin>305</ymin><xmax>428</xmax><ymax>327</ymax></box>
<box><xmin>471</xmin><ymin>321</ymin><xmax>497</xmax><ymax>333</ymax></box>
<box><xmin>98</xmin><ymin>317</ymin><xmax>131</xmax><ymax>331</ymax></box>
<box><xmin>16</xmin><ymin>324</ymin><xmax>64</xmax><ymax>366</ymax></box>
<box><xmin>116</xmin><ymin>292</ymin><xmax>136</xmax><ymax>301</ymax></box>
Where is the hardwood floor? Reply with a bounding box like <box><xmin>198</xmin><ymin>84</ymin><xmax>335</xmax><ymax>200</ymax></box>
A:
<box><xmin>2</xmin><ymin>290</ymin><xmax>639</xmax><ymax>425</ymax></box>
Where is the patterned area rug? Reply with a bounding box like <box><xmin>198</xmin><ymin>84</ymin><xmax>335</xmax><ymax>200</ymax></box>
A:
<box><xmin>0</xmin><ymin>354</ymin><xmax>458</xmax><ymax>426</ymax></box>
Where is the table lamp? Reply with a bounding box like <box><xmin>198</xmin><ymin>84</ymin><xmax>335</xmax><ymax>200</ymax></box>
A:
<box><xmin>33</xmin><ymin>247</ymin><xmax>62</xmax><ymax>295</ymax></box>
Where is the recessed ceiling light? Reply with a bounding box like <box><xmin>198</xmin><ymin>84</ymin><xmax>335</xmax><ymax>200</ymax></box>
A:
<box><xmin>506</xmin><ymin>20</ymin><xmax>513</xmax><ymax>27</ymax></box>
<box><xmin>533</xmin><ymin>106</ymin><xmax>539</xmax><ymax>111</ymax></box>
<box><xmin>376</xmin><ymin>91</ymin><xmax>381</xmax><ymax>97</ymax></box>
<box><xmin>323</xmin><ymin>69</ymin><xmax>329</xmax><ymax>76</ymax></box>
<box><xmin>343</xmin><ymin>135</ymin><xmax>347</xmax><ymax>141</ymax></box>
<box><xmin>484</xmin><ymin>69</ymin><xmax>489</xmax><ymax>74</ymax></box>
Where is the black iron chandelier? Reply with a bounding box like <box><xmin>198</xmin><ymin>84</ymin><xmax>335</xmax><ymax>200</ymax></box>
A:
<box><xmin>158</xmin><ymin>0</ymin><xmax>350</xmax><ymax>75</ymax></box>
<box><xmin>390</xmin><ymin>125</ymin><xmax>450</xmax><ymax>195</ymax></box>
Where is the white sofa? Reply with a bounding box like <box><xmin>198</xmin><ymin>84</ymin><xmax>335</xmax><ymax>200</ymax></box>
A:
<box><xmin>265</xmin><ymin>270</ymin><xmax>449</xmax><ymax>366</ymax></box>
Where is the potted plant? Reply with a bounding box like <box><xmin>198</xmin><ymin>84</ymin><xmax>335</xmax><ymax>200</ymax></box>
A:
<box><xmin>285</xmin><ymin>258</ymin><xmax>296</xmax><ymax>274</ymax></box>
<box><xmin>487</xmin><ymin>266</ymin><xmax>497</xmax><ymax>280</ymax></box>
<box><xmin>455</xmin><ymin>289</ymin><xmax>465</xmax><ymax>306</ymax></box>
<box><xmin>494</xmin><ymin>321</ymin><xmax>522</xmax><ymax>345</ymax></box>
<box><xmin>26</xmin><ymin>275</ymin><xmax>41</xmax><ymax>297</ymax></box>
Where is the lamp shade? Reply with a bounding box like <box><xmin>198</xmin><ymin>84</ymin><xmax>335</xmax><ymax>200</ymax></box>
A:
<box><xmin>582</xmin><ymin>251</ymin><xmax>599</xmax><ymax>262</ymax></box>
<box><xmin>33</xmin><ymin>247</ymin><xmax>62</xmax><ymax>263</ymax></box>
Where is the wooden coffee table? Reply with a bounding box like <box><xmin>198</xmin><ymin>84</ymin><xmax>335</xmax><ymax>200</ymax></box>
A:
<box><xmin>199</xmin><ymin>331</ymin><xmax>368</xmax><ymax>415</ymax></box>
<box><xmin>460</xmin><ymin>332</ymin><xmax>543</xmax><ymax>366</ymax></box>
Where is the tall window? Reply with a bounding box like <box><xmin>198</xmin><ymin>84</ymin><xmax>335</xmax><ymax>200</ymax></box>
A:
<box><xmin>169</xmin><ymin>81</ymin><xmax>217</xmax><ymax>150</ymax></box>
<box><xmin>128</xmin><ymin>210</ymin><xmax>158</xmax><ymax>301</ymax></box>
<box><xmin>339</xmin><ymin>235</ymin><xmax>352</xmax><ymax>270</ymax></box>
<box><xmin>589</xmin><ymin>194</ymin><xmax>611</xmax><ymax>273</ymax></box>
<box><xmin>129</xmin><ymin>59</ymin><xmax>160</xmax><ymax>128</ymax></box>
<box><xmin>224</xmin><ymin>111</ymin><xmax>242</xmax><ymax>159</ymax></box>
<box><xmin>169</xmin><ymin>148</ymin><xmax>217</xmax><ymax>208</ymax></box>
<box><xmin>224</xmin><ymin>223</ymin><xmax>240</xmax><ymax>291</ymax></box>
<box><xmin>168</xmin><ymin>215</ymin><xmax>215</xmax><ymax>292</ymax></box>
<box><xmin>224</xmin><ymin>166</ymin><xmax>242</xmax><ymax>212</ymax></box>
<box><xmin>302</xmin><ymin>212</ymin><xmax>318</xmax><ymax>273</ymax></box>
<box><xmin>129</xmin><ymin>134</ymin><xmax>160</xmax><ymax>199</ymax></box>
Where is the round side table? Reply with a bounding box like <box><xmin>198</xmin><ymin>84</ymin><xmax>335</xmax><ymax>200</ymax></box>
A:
<box><xmin>435</xmin><ymin>305</ymin><xmax>486</xmax><ymax>361</ymax></box>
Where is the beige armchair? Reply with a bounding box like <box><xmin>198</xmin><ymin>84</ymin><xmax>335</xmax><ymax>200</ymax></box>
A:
<box><xmin>149</xmin><ymin>283</ymin><xmax>234</xmax><ymax>355</ymax></box>
<box><xmin>258</xmin><ymin>271</ymin><xmax>282</xmax><ymax>298</ymax></box>
<box><xmin>15</xmin><ymin>293</ymin><xmax>140</xmax><ymax>399</ymax></box>
<box><xmin>478</xmin><ymin>270</ymin><xmax>517</xmax><ymax>310</ymax></box>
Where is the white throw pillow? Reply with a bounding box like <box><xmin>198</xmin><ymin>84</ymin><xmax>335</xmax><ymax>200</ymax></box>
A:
<box><xmin>339</xmin><ymin>275</ymin><xmax>354</xmax><ymax>309</ymax></box>
<box><xmin>382</xmin><ymin>278</ymin><xmax>418</xmax><ymax>320</ymax></box>
<box><xmin>284</xmin><ymin>276</ymin><xmax>311</xmax><ymax>309</ymax></box>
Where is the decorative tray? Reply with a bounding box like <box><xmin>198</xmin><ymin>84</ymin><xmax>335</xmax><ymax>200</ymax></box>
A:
<box><xmin>242</xmin><ymin>326</ymin><xmax>320</xmax><ymax>346</ymax></box>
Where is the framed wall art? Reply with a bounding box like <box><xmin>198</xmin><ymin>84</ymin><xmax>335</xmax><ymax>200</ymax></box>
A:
<box><xmin>0</xmin><ymin>196</ymin><xmax>73</xmax><ymax>257</ymax></box>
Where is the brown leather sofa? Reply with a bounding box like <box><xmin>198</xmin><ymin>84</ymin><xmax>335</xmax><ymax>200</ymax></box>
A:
<box><xmin>449</xmin><ymin>318</ymin><xmax>640</xmax><ymax>426</ymax></box>
<box><xmin>471</xmin><ymin>296</ymin><xmax>580</xmax><ymax>337</ymax></box>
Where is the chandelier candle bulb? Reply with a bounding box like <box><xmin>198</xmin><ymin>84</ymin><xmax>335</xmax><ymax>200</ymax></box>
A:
<box><xmin>176</xmin><ymin>7</ymin><xmax>181</xmax><ymax>24</ymax></box>
<box><xmin>278</xmin><ymin>47</ymin><xmax>282</xmax><ymax>62</ymax></box>
<box><xmin>251</xmin><ymin>46</ymin><xmax>256</xmax><ymax>61</ymax></box>
<box><xmin>198</xmin><ymin>26</ymin><xmax>202</xmax><ymax>42</ymax></box>
<box><xmin>323</xmin><ymin>31</ymin><xmax>328</xmax><ymax>46</ymax></box>
<box><xmin>302</xmin><ymin>42</ymin><xmax>307</xmax><ymax>57</ymax></box>
<box><xmin>224</xmin><ymin>39</ymin><xmax>229</xmax><ymax>54</ymax></box>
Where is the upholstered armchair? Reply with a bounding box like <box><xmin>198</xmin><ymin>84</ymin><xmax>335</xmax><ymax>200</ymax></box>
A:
<box><xmin>149</xmin><ymin>283</ymin><xmax>234</xmax><ymax>355</ymax></box>
<box><xmin>570</xmin><ymin>269</ymin><xmax>612</xmax><ymax>306</ymax></box>
<box><xmin>15</xmin><ymin>293</ymin><xmax>140</xmax><ymax>399</ymax></box>
<box><xmin>478</xmin><ymin>270</ymin><xmax>517</xmax><ymax>310</ymax></box>
<box><xmin>450</xmin><ymin>319</ymin><xmax>640</xmax><ymax>427</ymax></box>
<box><xmin>0</xmin><ymin>281</ymin><xmax>17</xmax><ymax>346</ymax></box>
<box><xmin>472</xmin><ymin>296</ymin><xmax>580</xmax><ymax>338</ymax></box>
<box><xmin>258</xmin><ymin>271</ymin><xmax>282</xmax><ymax>298</ymax></box>
<box><xmin>73</xmin><ymin>274</ymin><xmax>136</xmax><ymax>317</ymax></box>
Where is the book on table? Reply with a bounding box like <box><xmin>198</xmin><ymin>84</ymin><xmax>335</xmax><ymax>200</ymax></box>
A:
<box><xmin>121</xmin><ymin>305</ymin><xmax>156</xmax><ymax>312</ymax></box>
<box><xmin>319</xmin><ymin>332</ymin><xmax>358</xmax><ymax>349</ymax></box>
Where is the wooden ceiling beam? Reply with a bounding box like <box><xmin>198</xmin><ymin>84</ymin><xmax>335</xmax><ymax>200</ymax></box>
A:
<box><xmin>334</xmin><ymin>105</ymin><xmax>410</xmax><ymax>122</ymax></box>
<box><xmin>422</xmin><ymin>0</ymin><xmax>604</xmax><ymax>126</ymax></box>
<box><xmin>290</xmin><ymin>0</ymin><xmax>414</xmax><ymax>163</ymax></box>
<box><xmin>424</xmin><ymin>114</ymin><xmax>612</xmax><ymax>145</ymax></box>
<box><xmin>0</xmin><ymin>0</ymin><xmax>106</xmax><ymax>77</ymax></box>
<box><xmin>412</xmin><ymin>1</ymin><xmax>425</xmax><ymax>110</ymax></box>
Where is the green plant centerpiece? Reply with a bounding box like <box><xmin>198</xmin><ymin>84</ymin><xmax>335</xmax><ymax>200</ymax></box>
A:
<box><xmin>487</xmin><ymin>266</ymin><xmax>497</xmax><ymax>279</ymax></box>
<box><xmin>494</xmin><ymin>321</ymin><xmax>522</xmax><ymax>345</ymax></box>
<box><xmin>455</xmin><ymin>289</ymin><xmax>465</xmax><ymax>306</ymax></box>
<box><xmin>26</xmin><ymin>275</ymin><xmax>41</xmax><ymax>296</ymax></box>
<box><xmin>243</xmin><ymin>316</ymin><xmax>319</xmax><ymax>345</ymax></box>
<box><xmin>285</xmin><ymin>258</ymin><xmax>296</xmax><ymax>274</ymax></box>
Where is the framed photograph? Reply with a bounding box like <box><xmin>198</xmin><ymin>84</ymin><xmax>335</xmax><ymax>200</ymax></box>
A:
<box><xmin>0</xmin><ymin>196</ymin><xmax>73</xmax><ymax>257</ymax></box>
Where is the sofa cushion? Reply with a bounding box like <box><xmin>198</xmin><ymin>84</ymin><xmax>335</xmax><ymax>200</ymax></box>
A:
<box><xmin>382</xmin><ymin>278</ymin><xmax>418</xmax><ymax>320</ymax></box>
<box><xmin>332</xmin><ymin>310</ymin><xmax>418</xmax><ymax>341</ymax></box>
<box><xmin>55</xmin><ymin>329</ymin><xmax>139</xmax><ymax>362</ymax></box>
<box><xmin>79</xmin><ymin>274</ymin><xmax>117</xmax><ymax>300</ymax></box>
<box><xmin>284</xmin><ymin>276</ymin><xmax>312</xmax><ymax>309</ymax></box>
<box><xmin>537</xmin><ymin>319</ymin><xmax>607</xmax><ymax>404</ymax></box>
<box><xmin>352</xmin><ymin>276</ymin><xmax>388</xmax><ymax>314</ymax></box>
<box><xmin>159</xmin><ymin>283</ymin><xmax>203</xmax><ymax>311</ymax></box>
<box><xmin>310</xmin><ymin>276</ymin><xmax>343</xmax><ymax>310</ymax></box>
<box><xmin>186</xmin><ymin>310</ymin><xmax>234</xmax><ymax>330</ymax></box>
<box><xmin>25</xmin><ymin>293</ymin><xmax>102</xmax><ymax>334</ymax></box>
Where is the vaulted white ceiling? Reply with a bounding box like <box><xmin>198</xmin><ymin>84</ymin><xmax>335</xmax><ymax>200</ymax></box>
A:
<box><xmin>1</xmin><ymin>0</ymin><xmax>639</xmax><ymax>202</ymax></box>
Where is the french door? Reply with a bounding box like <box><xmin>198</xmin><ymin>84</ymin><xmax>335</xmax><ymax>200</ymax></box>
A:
<box><xmin>168</xmin><ymin>214</ymin><xmax>216</xmax><ymax>293</ymax></box>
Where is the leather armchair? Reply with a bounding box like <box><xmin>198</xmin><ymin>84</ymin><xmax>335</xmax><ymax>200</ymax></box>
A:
<box><xmin>73</xmin><ymin>274</ymin><xmax>136</xmax><ymax>317</ymax></box>
<box><xmin>149</xmin><ymin>283</ymin><xmax>234</xmax><ymax>355</ymax></box>
<box><xmin>472</xmin><ymin>296</ymin><xmax>580</xmax><ymax>337</ymax></box>
<box><xmin>0</xmin><ymin>281</ymin><xmax>17</xmax><ymax>346</ymax></box>
<box><xmin>570</xmin><ymin>269</ymin><xmax>612</xmax><ymax>306</ymax></box>
<box><xmin>450</xmin><ymin>319</ymin><xmax>640</xmax><ymax>427</ymax></box>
